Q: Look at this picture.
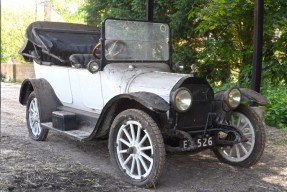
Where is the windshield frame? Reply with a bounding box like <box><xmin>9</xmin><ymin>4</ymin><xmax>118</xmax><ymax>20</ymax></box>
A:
<box><xmin>100</xmin><ymin>18</ymin><xmax>172</xmax><ymax>69</ymax></box>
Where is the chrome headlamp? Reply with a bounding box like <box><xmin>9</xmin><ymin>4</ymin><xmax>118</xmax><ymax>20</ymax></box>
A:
<box><xmin>226</xmin><ymin>88</ymin><xmax>241</xmax><ymax>109</ymax></box>
<box><xmin>172</xmin><ymin>88</ymin><xmax>192</xmax><ymax>112</ymax></box>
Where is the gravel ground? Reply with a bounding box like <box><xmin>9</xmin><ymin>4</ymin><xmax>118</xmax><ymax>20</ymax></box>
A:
<box><xmin>1</xmin><ymin>82</ymin><xmax>287</xmax><ymax>192</ymax></box>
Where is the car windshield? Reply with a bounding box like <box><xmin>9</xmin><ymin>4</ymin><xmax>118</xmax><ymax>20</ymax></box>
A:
<box><xmin>104</xmin><ymin>19</ymin><xmax>170</xmax><ymax>61</ymax></box>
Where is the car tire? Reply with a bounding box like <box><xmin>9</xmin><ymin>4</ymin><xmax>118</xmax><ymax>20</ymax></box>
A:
<box><xmin>109</xmin><ymin>109</ymin><xmax>165</xmax><ymax>188</ymax></box>
<box><xmin>26</xmin><ymin>92</ymin><xmax>49</xmax><ymax>141</ymax></box>
<box><xmin>213</xmin><ymin>105</ymin><xmax>266</xmax><ymax>167</ymax></box>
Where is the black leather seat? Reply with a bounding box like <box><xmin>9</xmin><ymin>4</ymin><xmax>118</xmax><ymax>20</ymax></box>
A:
<box><xmin>31</xmin><ymin>50</ymin><xmax>71</xmax><ymax>66</ymax></box>
<box><xmin>69</xmin><ymin>54</ymin><xmax>98</xmax><ymax>68</ymax></box>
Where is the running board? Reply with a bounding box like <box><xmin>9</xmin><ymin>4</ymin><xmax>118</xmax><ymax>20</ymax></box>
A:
<box><xmin>41</xmin><ymin>122</ymin><xmax>91</xmax><ymax>141</ymax></box>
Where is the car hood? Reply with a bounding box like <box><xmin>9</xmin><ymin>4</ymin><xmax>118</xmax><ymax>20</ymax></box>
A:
<box><xmin>103</xmin><ymin>63</ymin><xmax>187</xmax><ymax>102</ymax></box>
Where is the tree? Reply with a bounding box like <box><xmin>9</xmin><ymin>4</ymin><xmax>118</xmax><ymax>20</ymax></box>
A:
<box><xmin>1</xmin><ymin>0</ymin><xmax>87</xmax><ymax>63</ymax></box>
<box><xmin>190</xmin><ymin>0</ymin><xmax>287</xmax><ymax>86</ymax></box>
<box><xmin>1</xmin><ymin>8</ymin><xmax>35</xmax><ymax>63</ymax></box>
<box><xmin>261</xmin><ymin>0</ymin><xmax>287</xmax><ymax>85</ymax></box>
<box><xmin>83</xmin><ymin>0</ymin><xmax>200</xmax><ymax>69</ymax></box>
<box><xmin>50</xmin><ymin>0</ymin><xmax>86</xmax><ymax>23</ymax></box>
<box><xmin>187</xmin><ymin>0</ymin><xmax>255</xmax><ymax>85</ymax></box>
<box><xmin>83</xmin><ymin>0</ymin><xmax>287</xmax><ymax>86</ymax></box>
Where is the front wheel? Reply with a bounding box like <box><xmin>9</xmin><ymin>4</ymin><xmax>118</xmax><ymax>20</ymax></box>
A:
<box><xmin>109</xmin><ymin>109</ymin><xmax>165</xmax><ymax>188</ymax></box>
<box><xmin>213</xmin><ymin>105</ymin><xmax>266</xmax><ymax>167</ymax></box>
<box><xmin>26</xmin><ymin>92</ymin><xmax>49</xmax><ymax>141</ymax></box>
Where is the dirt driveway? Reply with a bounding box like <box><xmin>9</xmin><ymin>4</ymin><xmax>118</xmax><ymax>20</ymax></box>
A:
<box><xmin>1</xmin><ymin>82</ymin><xmax>287</xmax><ymax>192</ymax></box>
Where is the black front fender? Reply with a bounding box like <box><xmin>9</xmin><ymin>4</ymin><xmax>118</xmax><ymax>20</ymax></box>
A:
<box><xmin>128</xmin><ymin>92</ymin><xmax>169</xmax><ymax>113</ymax></box>
<box><xmin>103</xmin><ymin>92</ymin><xmax>169</xmax><ymax>114</ymax></box>
<box><xmin>240</xmin><ymin>88</ymin><xmax>267</xmax><ymax>106</ymax></box>
<box><xmin>214</xmin><ymin>88</ymin><xmax>267</xmax><ymax>107</ymax></box>
<box><xmin>87</xmin><ymin>92</ymin><xmax>169</xmax><ymax>140</ymax></box>
<box><xmin>214</xmin><ymin>88</ymin><xmax>267</xmax><ymax>123</ymax></box>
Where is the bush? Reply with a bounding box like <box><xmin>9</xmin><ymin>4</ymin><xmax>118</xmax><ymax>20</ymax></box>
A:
<box><xmin>262</xmin><ymin>86</ymin><xmax>287</xmax><ymax>130</ymax></box>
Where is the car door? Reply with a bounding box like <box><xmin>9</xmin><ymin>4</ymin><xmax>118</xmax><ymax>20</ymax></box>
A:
<box><xmin>68</xmin><ymin>68</ymin><xmax>104</xmax><ymax>113</ymax></box>
<box><xmin>34</xmin><ymin>64</ymin><xmax>73</xmax><ymax>104</ymax></box>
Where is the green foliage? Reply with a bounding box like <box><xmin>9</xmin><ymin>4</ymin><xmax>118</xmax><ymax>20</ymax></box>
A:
<box><xmin>83</xmin><ymin>0</ymin><xmax>202</xmax><ymax>70</ymax></box>
<box><xmin>50</xmin><ymin>0</ymin><xmax>86</xmax><ymax>23</ymax></box>
<box><xmin>263</xmin><ymin>86</ymin><xmax>287</xmax><ymax>130</ymax></box>
<box><xmin>210</xmin><ymin>81</ymin><xmax>239</xmax><ymax>93</ymax></box>
<box><xmin>1</xmin><ymin>1</ymin><xmax>86</xmax><ymax>63</ymax></box>
<box><xmin>82</xmin><ymin>0</ymin><xmax>287</xmax><ymax>132</ymax></box>
<box><xmin>189</xmin><ymin>0</ymin><xmax>255</xmax><ymax>85</ymax></box>
<box><xmin>1</xmin><ymin>8</ymin><xmax>34</xmax><ymax>63</ymax></box>
<box><xmin>187</xmin><ymin>0</ymin><xmax>286</xmax><ymax>86</ymax></box>
<box><xmin>83</xmin><ymin>0</ymin><xmax>175</xmax><ymax>26</ymax></box>
<box><xmin>261</xmin><ymin>0</ymin><xmax>287</xmax><ymax>85</ymax></box>
<box><xmin>83</xmin><ymin>0</ymin><xmax>287</xmax><ymax>87</ymax></box>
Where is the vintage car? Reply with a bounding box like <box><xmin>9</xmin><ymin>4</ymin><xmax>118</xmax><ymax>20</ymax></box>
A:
<box><xmin>19</xmin><ymin>19</ymin><xmax>267</xmax><ymax>188</ymax></box>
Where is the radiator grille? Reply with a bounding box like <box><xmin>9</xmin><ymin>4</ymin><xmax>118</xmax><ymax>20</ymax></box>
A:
<box><xmin>177</xmin><ymin>84</ymin><xmax>213</xmax><ymax>130</ymax></box>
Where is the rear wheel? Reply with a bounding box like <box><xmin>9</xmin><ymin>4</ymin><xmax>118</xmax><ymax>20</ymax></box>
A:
<box><xmin>213</xmin><ymin>105</ymin><xmax>265</xmax><ymax>167</ymax></box>
<box><xmin>26</xmin><ymin>92</ymin><xmax>49</xmax><ymax>141</ymax></box>
<box><xmin>109</xmin><ymin>109</ymin><xmax>165</xmax><ymax>188</ymax></box>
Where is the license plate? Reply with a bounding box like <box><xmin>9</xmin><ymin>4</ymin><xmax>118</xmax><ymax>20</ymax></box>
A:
<box><xmin>181</xmin><ymin>136</ymin><xmax>214</xmax><ymax>149</ymax></box>
<box><xmin>196</xmin><ymin>136</ymin><xmax>214</xmax><ymax>148</ymax></box>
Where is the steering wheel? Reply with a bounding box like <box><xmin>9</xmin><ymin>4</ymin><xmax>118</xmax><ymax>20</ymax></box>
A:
<box><xmin>92</xmin><ymin>40</ymin><xmax>126</xmax><ymax>59</ymax></box>
<box><xmin>92</xmin><ymin>42</ymin><xmax>101</xmax><ymax>59</ymax></box>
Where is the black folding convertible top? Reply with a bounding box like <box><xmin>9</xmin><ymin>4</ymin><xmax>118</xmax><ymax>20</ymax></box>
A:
<box><xmin>19</xmin><ymin>21</ymin><xmax>101</xmax><ymax>65</ymax></box>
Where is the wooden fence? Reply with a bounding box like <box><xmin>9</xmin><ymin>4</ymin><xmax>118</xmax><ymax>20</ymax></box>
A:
<box><xmin>1</xmin><ymin>63</ymin><xmax>35</xmax><ymax>82</ymax></box>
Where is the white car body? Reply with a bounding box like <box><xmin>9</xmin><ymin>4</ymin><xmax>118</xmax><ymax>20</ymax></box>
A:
<box><xmin>34</xmin><ymin>61</ymin><xmax>186</xmax><ymax>114</ymax></box>
<box><xmin>19</xmin><ymin>19</ymin><xmax>267</xmax><ymax>188</ymax></box>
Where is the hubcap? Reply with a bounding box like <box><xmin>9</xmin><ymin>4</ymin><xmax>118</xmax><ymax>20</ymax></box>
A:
<box><xmin>218</xmin><ymin>112</ymin><xmax>255</xmax><ymax>162</ymax></box>
<box><xmin>116</xmin><ymin>120</ymin><xmax>154</xmax><ymax>180</ymax></box>
<box><xmin>28</xmin><ymin>98</ymin><xmax>41</xmax><ymax>137</ymax></box>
